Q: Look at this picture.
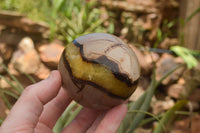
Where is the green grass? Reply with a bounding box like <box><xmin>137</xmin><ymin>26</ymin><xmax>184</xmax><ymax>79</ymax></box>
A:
<box><xmin>0</xmin><ymin>0</ymin><xmax>110</xmax><ymax>43</ymax></box>
<box><xmin>50</xmin><ymin>0</ymin><xmax>110</xmax><ymax>43</ymax></box>
<box><xmin>0</xmin><ymin>64</ymin><xmax>24</xmax><ymax>110</ymax></box>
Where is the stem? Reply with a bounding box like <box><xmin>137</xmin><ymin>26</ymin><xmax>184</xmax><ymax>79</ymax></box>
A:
<box><xmin>0</xmin><ymin>89</ymin><xmax>19</xmax><ymax>99</ymax></box>
<box><xmin>0</xmin><ymin>93</ymin><xmax>12</xmax><ymax>109</ymax></box>
<box><xmin>156</xmin><ymin>64</ymin><xmax>185</xmax><ymax>88</ymax></box>
<box><xmin>0</xmin><ymin>75</ymin><xmax>21</xmax><ymax>94</ymax></box>
<box><xmin>53</xmin><ymin>102</ymin><xmax>82</xmax><ymax>133</ymax></box>
<box><xmin>128</xmin><ymin>110</ymin><xmax>166</xmax><ymax>133</ymax></box>
<box><xmin>153</xmin><ymin>100</ymin><xmax>187</xmax><ymax>133</ymax></box>
<box><xmin>1</xmin><ymin>64</ymin><xmax>24</xmax><ymax>93</ymax></box>
<box><xmin>23</xmin><ymin>73</ymin><xmax>36</xmax><ymax>84</ymax></box>
<box><xmin>122</xmin><ymin>63</ymin><xmax>184</xmax><ymax>133</ymax></box>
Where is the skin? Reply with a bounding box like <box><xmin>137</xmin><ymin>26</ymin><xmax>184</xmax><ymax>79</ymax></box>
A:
<box><xmin>0</xmin><ymin>70</ymin><xmax>127</xmax><ymax>133</ymax></box>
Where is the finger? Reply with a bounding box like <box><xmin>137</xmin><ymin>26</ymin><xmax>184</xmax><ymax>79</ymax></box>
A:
<box><xmin>0</xmin><ymin>70</ymin><xmax>61</xmax><ymax>132</ymax></box>
<box><xmin>62</xmin><ymin>108</ymin><xmax>99</xmax><ymax>133</ymax></box>
<box><xmin>38</xmin><ymin>88</ymin><xmax>72</xmax><ymax>129</ymax></box>
<box><xmin>94</xmin><ymin>104</ymin><xmax>127</xmax><ymax>133</ymax></box>
<box><xmin>86</xmin><ymin>111</ymin><xmax>106</xmax><ymax>133</ymax></box>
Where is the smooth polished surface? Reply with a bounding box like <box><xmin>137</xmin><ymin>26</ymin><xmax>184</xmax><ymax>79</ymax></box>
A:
<box><xmin>59</xmin><ymin>33</ymin><xmax>140</xmax><ymax>109</ymax></box>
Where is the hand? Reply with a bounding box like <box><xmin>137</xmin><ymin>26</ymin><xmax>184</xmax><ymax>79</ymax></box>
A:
<box><xmin>0</xmin><ymin>70</ymin><xmax>127</xmax><ymax>133</ymax></box>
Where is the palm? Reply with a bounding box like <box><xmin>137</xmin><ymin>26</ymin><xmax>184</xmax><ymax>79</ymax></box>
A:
<box><xmin>0</xmin><ymin>71</ymin><xmax>127</xmax><ymax>133</ymax></box>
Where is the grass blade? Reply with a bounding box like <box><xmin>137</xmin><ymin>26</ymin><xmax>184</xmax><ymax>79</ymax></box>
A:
<box><xmin>0</xmin><ymin>117</ymin><xmax>4</xmax><ymax>126</ymax></box>
<box><xmin>53</xmin><ymin>102</ymin><xmax>82</xmax><ymax>133</ymax></box>
<box><xmin>127</xmin><ymin>78</ymin><xmax>156</xmax><ymax>133</ymax></box>
<box><xmin>23</xmin><ymin>73</ymin><xmax>36</xmax><ymax>83</ymax></box>
<box><xmin>128</xmin><ymin>110</ymin><xmax>166</xmax><ymax>133</ymax></box>
<box><xmin>0</xmin><ymin>75</ymin><xmax>21</xmax><ymax>94</ymax></box>
<box><xmin>0</xmin><ymin>93</ymin><xmax>12</xmax><ymax>109</ymax></box>
<box><xmin>186</xmin><ymin>7</ymin><xmax>200</xmax><ymax>23</ymax></box>
<box><xmin>153</xmin><ymin>100</ymin><xmax>187</xmax><ymax>133</ymax></box>
<box><xmin>121</xmin><ymin>63</ymin><xmax>184</xmax><ymax>133</ymax></box>
<box><xmin>0</xmin><ymin>89</ymin><xmax>19</xmax><ymax>99</ymax></box>
<box><xmin>1</xmin><ymin>64</ymin><xmax>24</xmax><ymax>93</ymax></box>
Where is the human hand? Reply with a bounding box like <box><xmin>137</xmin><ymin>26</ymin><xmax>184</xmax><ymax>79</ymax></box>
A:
<box><xmin>0</xmin><ymin>70</ymin><xmax>127</xmax><ymax>133</ymax></box>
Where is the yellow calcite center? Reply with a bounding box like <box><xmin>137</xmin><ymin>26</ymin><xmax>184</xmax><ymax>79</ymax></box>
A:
<box><xmin>65</xmin><ymin>43</ymin><xmax>136</xmax><ymax>98</ymax></box>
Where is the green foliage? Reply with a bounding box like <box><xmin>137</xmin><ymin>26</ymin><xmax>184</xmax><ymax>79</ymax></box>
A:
<box><xmin>0</xmin><ymin>63</ymin><xmax>83</xmax><ymax>130</ymax></box>
<box><xmin>127</xmin><ymin>110</ymin><xmax>166</xmax><ymax>132</ymax></box>
<box><xmin>0</xmin><ymin>117</ymin><xmax>4</xmax><ymax>125</ymax></box>
<box><xmin>170</xmin><ymin>46</ymin><xmax>199</xmax><ymax>69</ymax></box>
<box><xmin>186</xmin><ymin>7</ymin><xmax>200</xmax><ymax>23</ymax></box>
<box><xmin>153</xmin><ymin>7</ymin><xmax>200</xmax><ymax>70</ymax></box>
<box><xmin>0</xmin><ymin>63</ymin><xmax>37</xmax><ymax>110</ymax></box>
<box><xmin>154</xmin><ymin>7</ymin><xmax>200</xmax><ymax>48</ymax></box>
<box><xmin>153</xmin><ymin>100</ymin><xmax>187</xmax><ymax>133</ymax></box>
<box><xmin>117</xmin><ymin>63</ymin><xmax>184</xmax><ymax>133</ymax></box>
<box><xmin>0</xmin><ymin>0</ymin><xmax>16</xmax><ymax>10</ymax></box>
<box><xmin>0</xmin><ymin>0</ymin><xmax>51</xmax><ymax>21</ymax></box>
<box><xmin>153</xmin><ymin>19</ymin><xmax>176</xmax><ymax>48</ymax></box>
<box><xmin>0</xmin><ymin>0</ymin><xmax>109</xmax><ymax>43</ymax></box>
<box><xmin>51</xmin><ymin>0</ymin><xmax>107</xmax><ymax>43</ymax></box>
<box><xmin>53</xmin><ymin>102</ymin><xmax>82</xmax><ymax>133</ymax></box>
<box><xmin>179</xmin><ymin>7</ymin><xmax>200</xmax><ymax>45</ymax></box>
<box><xmin>0</xmin><ymin>64</ymin><xmax>24</xmax><ymax>109</ymax></box>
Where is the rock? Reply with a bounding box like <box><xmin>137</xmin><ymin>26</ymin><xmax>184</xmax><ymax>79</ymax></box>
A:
<box><xmin>189</xmin><ymin>88</ymin><xmax>200</xmax><ymax>102</ymax></box>
<box><xmin>0</xmin><ymin>27</ymin><xmax>45</xmax><ymax>45</ymax></box>
<box><xmin>6</xmin><ymin>62</ymin><xmax>49</xmax><ymax>89</ymax></box>
<box><xmin>0</xmin><ymin>11</ymin><xmax>49</xmax><ymax>45</ymax></box>
<box><xmin>0</xmin><ymin>97</ymin><xmax>8</xmax><ymax>119</ymax></box>
<box><xmin>129</xmin><ymin>77</ymin><xmax>150</xmax><ymax>101</ymax></box>
<box><xmin>0</xmin><ymin>57</ymin><xmax>4</xmax><ymax>73</ymax></box>
<box><xmin>129</xmin><ymin>86</ymin><xmax>145</xmax><ymax>102</ymax></box>
<box><xmin>186</xmin><ymin>101</ymin><xmax>199</xmax><ymax>111</ymax></box>
<box><xmin>0</xmin><ymin>42</ymin><xmax>14</xmax><ymax>61</ymax></box>
<box><xmin>18</xmin><ymin>37</ymin><xmax>35</xmax><ymax>52</ymax></box>
<box><xmin>134</xmin><ymin>128</ymin><xmax>152</xmax><ymax>133</ymax></box>
<box><xmin>34</xmin><ymin>63</ymin><xmax>51</xmax><ymax>80</ymax></box>
<box><xmin>183</xmin><ymin>62</ymin><xmax>200</xmax><ymax>89</ymax></box>
<box><xmin>0</xmin><ymin>10</ymin><xmax>49</xmax><ymax>34</ymax></box>
<box><xmin>130</xmin><ymin>44</ymin><xmax>149</xmax><ymax>75</ymax></box>
<box><xmin>181</xmin><ymin>63</ymin><xmax>200</xmax><ymax>99</ymax></box>
<box><xmin>38</xmin><ymin>40</ymin><xmax>64</xmax><ymax>69</ymax></box>
<box><xmin>130</xmin><ymin>44</ymin><xmax>159</xmax><ymax>75</ymax></box>
<box><xmin>0</xmin><ymin>75</ymin><xmax>11</xmax><ymax>89</ymax></box>
<box><xmin>160</xmin><ymin>37</ymin><xmax>179</xmax><ymax>49</ymax></box>
<box><xmin>143</xmin><ymin>50</ymin><xmax>160</xmax><ymax>73</ymax></box>
<box><xmin>167</xmin><ymin>84</ymin><xmax>185</xmax><ymax>99</ymax></box>
<box><xmin>156</xmin><ymin>53</ymin><xmax>185</xmax><ymax>85</ymax></box>
<box><xmin>11</xmin><ymin>37</ymin><xmax>41</xmax><ymax>74</ymax></box>
<box><xmin>177</xmin><ymin>77</ymin><xmax>185</xmax><ymax>85</ymax></box>
<box><xmin>152</xmin><ymin>97</ymin><xmax>175</xmax><ymax>115</ymax></box>
<box><xmin>7</xmin><ymin>62</ymin><xmax>36</xmax><ymax>88</ymax></box>
<box><xmin>100</xmin><ymin>0</ymin><xmax>157</xmax><ymax>13</ymax></box>
<box><xmin>172</xmin><ymin>115</ymin><xmax>200</xmax><ymax>133</ymax></box>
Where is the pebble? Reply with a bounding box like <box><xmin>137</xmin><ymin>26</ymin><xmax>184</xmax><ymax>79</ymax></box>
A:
<box><xmin>38</xmin><ymin>40</ymin><xmax>64</xmax><ymax>69</ymax></box>
<box><xmin>11</xmin><ymin>37</ymin><xmax>41</xmax><ymax>74</ymax></box>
